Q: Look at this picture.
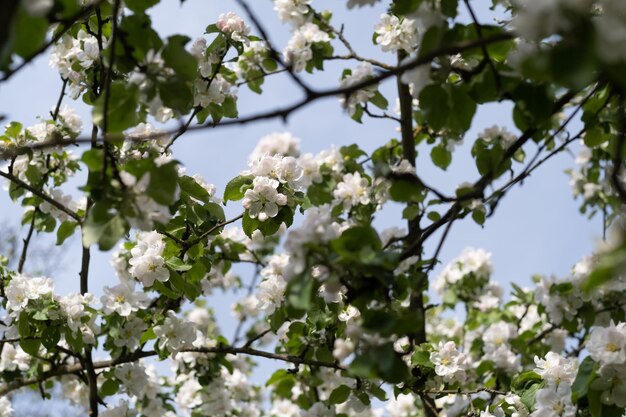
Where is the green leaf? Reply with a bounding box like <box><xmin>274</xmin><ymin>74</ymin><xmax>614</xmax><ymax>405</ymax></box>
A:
<box><xmin>584</xmin><ymin>127</ymin><xmax>608</xmax><ymax>148</ymax></box>
<box><xmin>41</xmin><ymin>327</ymin><xmax>60</xmax><ymax>350</ymax></box>
<box><xmin>93</xmin><ymin>83</ymin><xmax>139</xmax><ymax>133</ymax></box>
<box><xmin>411</xmin><ymin>349</ymin><xmax>433</xmax><ymax>368</ymax></box>
<box><xmin>140</xmin><ymin>327</ymin><xmax>156</xmax><ymax>344</ymax></box>
<box><xmin>166</xmin><ymin>257</ymin><xmax>192</xmax><ymax>271</ymax></box>
<box><xmin>329</xmin><ymin>385</ymin><xmax>352</xmax><ymax>405</ymax></box>
<box><xmin>20</xmin><ymin>338</ymin><xmax>41</xmax><ymax>357</ymax></box>
<box><xmin>588</xmin><ymin>389</ymin><xmax>602</xmax><ymax>417</ymax></box>
<box><xmin>81</xmin><ymin>149</ymin><xmax>105</xmax><ymax>171</ymax></box>
<box><xmin>224</xmin><ymin>175</ymin><xmax>253</xmax><ymax>202</ymax></box>
<box><xmin>147</xmin><ymin>161</ymin><xmax>179</xmax><ymax>206</ymax></box>
<box><xmin>448</xmin><ymin>86</ymin><xmax>476</xmax><ymax>132</ymax></box>
<box><xmin>580</xmin><ymin>246</ymin><xmax>626</xmax><ymax>293</ymax></box>
<box><xmin>222</xmin><ymin>96</ymin><xmax>238</xmax><ymax>118</ymax></box>
<box><xmin>241</xmin><ymin>212</ymin><xmax>260</xmax><ymax>237</ymax></box>
<box><xmin>56</xmin><ymin>221</ymin><xmax>78</xmax><ymax>245</ymax></box>
<box><xmin>287</xmin><ymin>275</ymin><xmax>314</xmax><ymax>310</ymax></box>
<box><xmin>369</xmin><ymin>91</ymin><xmax>389</xmax><ymax>110</ymax></box>
<box><xmin>391</xmin><ymin>0</ymin><xmax>423</xmax><ymax>15</ymax></box>
<box><xmin>572</xmin><ymin>356</ymin><xmax>596</xmax><ymax>402</ymax></box>
<box><xmin>349</xmin><ymin>343</ymin><xmax>409</xmax><ymax>384</ymax></box>
<box><xmin>520</xmin><ymin>383</ymin><xmax>542</xmax><ymax>410</ymax></box>
<box><xmin>100</xmin><ymin>378</ymin><xmax>120</xmax><ymax>397</ymax></box>
<box><xmin>389</xmin><ymin>178</ymin><xmax>423</xmax><ymax>202</ymax></box>
<box><xmin>82</xmin><ymin>202</ymin><xmax>127</xmax><ymax>251</ymax></box>
<box><xmin>124</xmin><ymin>0</ymin><xmax>159</xmax><ymax>12</ymax></box>
<box><xmin>331</xmin><ymin>225</ymin><xmax>382</xmax><ymax>260</ymax></box>
<box><xmin>419</xmin><ymin>84</ymin><xmax>449</xmax><ymax>131</ymax></box>
<box><xmin>441</xmin><ymin>0</ymin><xmax>458</xmax><ymax>17</ymax></box>
<box><xmin>162</xmin><ymin>35</ymin><xmax>198</xmax><ymax>81</ymax></box>
<box><xmin>159</xmin><ymin>76</ymin><xmax>193</xmax><ymax>114</ymax></box>
<box><xmin>431</xmin><ymin>145</ymin><xmax>452</xmax><ymax>170</ymax></box>
<box><xmin>13</xmin><ymin>9</ymin><xmax>48</xmax><ymax>59</ymax></box>
<box><xmin>5</xmin><ymin>121</ymin><xmax>22</xmax><ymax>138</ymax></box>
<box><xmin>179</xmin><ymin>175</ymin><xmax>211</xmax><ymax>203</ymax></box>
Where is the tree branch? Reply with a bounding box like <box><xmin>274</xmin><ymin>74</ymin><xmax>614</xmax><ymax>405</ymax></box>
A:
<box><xmin>0</xmin><ymin>170</ymin><xmax>82</xmax><ymax>222</ymax></box>
<box><xmin>0</xmin><ymin>344</ymin><xmax>345</xmax><ymax>397</ymax></box>
<box><xmin>0</xmin><ymin>32</ymin><xmax>516</xmax><ymax>160</ymax></box>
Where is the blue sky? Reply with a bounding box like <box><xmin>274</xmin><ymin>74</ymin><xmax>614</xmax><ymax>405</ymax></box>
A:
<box><xmin>0</xmin><ymin>0</ymin><xmax>602</xmax><ymax>414</ymax></box>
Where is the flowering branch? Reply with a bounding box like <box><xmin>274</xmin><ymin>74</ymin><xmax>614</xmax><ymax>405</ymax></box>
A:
<box><xmin>0</xmin><ymin>32</ymin><xmax>515</xmax><ymax>161</ymax></box>
<box><xmin>0</xmin><ymin>170</ymin><xmax>82</xmax><ymax>223</ymax></box>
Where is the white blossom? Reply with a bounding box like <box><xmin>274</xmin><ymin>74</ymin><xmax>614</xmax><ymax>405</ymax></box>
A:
<box><xmin>430</xmin><ymin>341</ymin><xmax>468</xmax><ymax>383</ymax></box>
<box><xmin>154</xmin><ymin>311</ymin><xmax>197</xmax><ymax>354</ymax></box>
<box><xmin>102</xmin><ymin>282</ymin><xmax>150</xmax><ymax>317</ymax></box>
<box><xmin>283</xmin><ymin>23</ymin><xmax>330</xmax><ymax>72</ymax></box>
<box><xmin>274</xmin><ymin>0</ymin><xmax>311</xmax><ymax>27</ymax></box>
<box><xmin>333</xmin><ymin>172</ymin><xmax>371</xmax><ymax>210</ymax></box>
<box><xmin>128</xmin><ymin>231</ymin><xmax>169</xmax><ymax>287</ymax></box>
<box><xmin>374</xmin><ymin>14</ymin><xmax>418</xmax><ymax>53</ymax></box>
<box><xmin>242</xmin><ymin>176</ymin><xmax>288</xmax><ymax>221</ymax></box>
<box><xmin>217</xmin><ymin>12</ymin><xmax>251</xmax><ymax>43</ymax></box>
<box><xmin>587</xmin><ymin>321</ymin><xmax>626</xmax><ymax>365</ymax></box>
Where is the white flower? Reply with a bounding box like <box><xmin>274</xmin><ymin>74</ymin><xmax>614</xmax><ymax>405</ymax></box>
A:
<box><xmin>270</xmin><ymin>399</ymin><xmax>300</xmax><ymax>417</ymax></box>
<box><xmin>590</xmin><ymin>363</ymin><xmax>626</xmax><ymax>407</ymax></box>
<box><xmin>434</xmin><ymin>247</ymin><xmax>493</xmax><ymax>295</ymax></box>
<box><xmin>128</xmin><ymin>231</ymin><xmax>169</xmax><ymax>287</ymax></box>
<box><xmin>22</xmin><ymin>0</ymin><xmax>53</xmax><ymax>16</ymax></box>
<box><xmin>217</xmin><ymin>12</ymin><xmax>251</xmax><ymax>43</ymax></box>
<box><xmin>39</xmin><ymin>188</ymin><xmax>83</xmax><ymax>222</ymax></box>
<box><xmin>76</xmin><ymin>35</ymin><xmax>100</xmax><ymax>69</ymax></box>
<box><xmin>276</xmin><ymin>156</ymin><xmax>304</xmax><ymax>187</ymax></box>
<box><xmin>58</xmin><ymin>292</ymin><xmax>96</xmax><ymax>332</ymax></box>
<box><xmin>102</xmin><ymin>282</ymin><xmax>150</xmax><ymax>317</ymax></box>
<box><xmin>339</xmin><ymin>305</ymin><xmax>361</xmax><ymax>324</ymax></box>
<box><xmin>483</xmin><ymin>321</ymin><xmax>516</xmax><ymax>352</ymax></box>
<box><xmin>436</xmin><ymin>394</ymin><xmax>470</xmax><ymax>417</ymax></box>
<box><xmin>256</xmin><ymin>274</ymin><xmax>287</xmax><ymax>314</ymax></box>
<box><xmin>5</xmin><ymin>274</ymin><xmax>54</xmax><ymax>314</ymax></box>
<box><xmin>386</xmin><ymin>393</ymin><xmax>417</xmax><ymax>417</ymax></box>
<box><xmin>190</xmin><ymin>37</ymin><xmax>207</xmax><ymax>58</ymax></box>
<box><xmin>587</xmin><ymin>321</ymin><xmax>626</xmax><ymax>365</ymax></box>
<box><xmin>100</xmin><ymin>400</ymin><xmax>137</xmax><ymax>417</ymax></box>
<box><xmin>480</xmin><ymin>125</ymin><xmax>517</xmax><ymax>148</ymax></box>
<box><xmin>333</xmin><ymin>172</ymin><xmax>371</xmax><ymax>210</ymax></box>
<box><xmin>400</xmin><ymin>63</ymin><xmax>431</xmax><ymax>99</ymax></box>
<box><xmin>283</xmin><ymin>23</ymin><xmax>330</xmax><ymax>72</ymax></box>
<box><xmin>534</xmin><ymin>352</ymin><xmax>578</xmax><ymax>386</ymax></box>
<box><xmin>57</xmin><ymin>106</ymin><xmax>83</xmax><ymax>135</ymax></box>
<box><xmin>513</xmin><ymin>0</ymin><xmax>591</xmax><ymax>41</ymax></box>
<box><xmin>115</xmin><ymin>363</ymin><xmax>149</xmax><ymax>398</ymax></box>
<box><xmin>531</xmin><ymin>385</ymin><xmax>576</xmax><ymax>417</ymax></box>
<box><xmin>242</xmin><ymin>176</ymin><xmax>288</xmax><ymax>221</ymax></box>
<box><xmin>194</xmin><ymin>74</ymin><xmax>235</xmax><ymax>107</ymax></box>
<box><xmin>0</xmin><ymin>397</ymin><xmax>13</xmax><ymax>417</ymax></box>
<box><xmin>374</xmin><ymin>14</ymin><xmax>418</xmax><ymax>53</ymax></box>
<box><xmin>274</xmin><ymin>0</ymin><xmax>311</xmax><ymax>27</ymax></box>
<box><xmin>127</xmin><ymin>122</ymin><xmax>170</xmax><ymax>150</ymax></box>
<box><xmin>485</xmin><ymin>344</ymin><xmax>521</xmax><ymax>374</ymax></box>
<box><xmin>347</xmin><ymin>0</ymin><xmax>381</xmax><ymax>8</ymax></box>
<box><xmin>0</xmin><ymin>344</ymin><xmax>31</xmax><ymax>372</ymax></box>
<box><xmin>301</xmin><ymin>402</ymin><xmax>336</xmax><ymax>417</ymax></box>
<box><xmin>115</xmin><ymin>316</ymin><xmax>147</xmax><ymax>351</ymax></box>
<box><xmin>154</xmin><ymin>311</ymin><xmax>197</xmax><ymax>354</ymax></box>
<box><xmin>430</xmin><ymin>341</ymin><xmax>468</xmax><ymax>383</ymax></box>
<box><xmin>333</xmin><ymin>338</ymin><xmax>355</xmax><ymax>361</ymax></box>
<box><xmin>339</xmin><ymin>63</ymin><xmax>376</xmax><ymax>116</ymax></box>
